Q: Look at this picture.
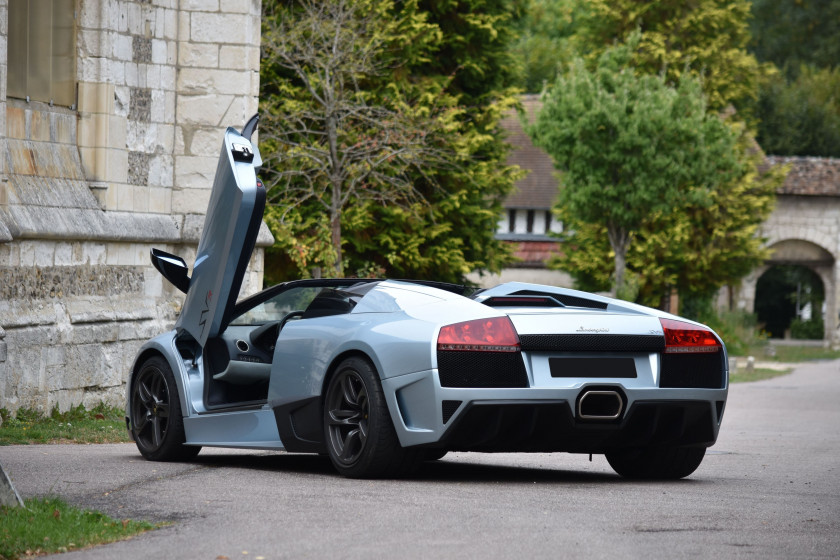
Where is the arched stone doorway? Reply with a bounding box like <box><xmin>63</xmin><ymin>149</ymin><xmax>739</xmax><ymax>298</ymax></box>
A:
<box><xmin>755</xmin><ymin>265</ymin><xmax>825</xmax><ymax>338</ymax></box>
<box><xmin>748</xmin><ymin>239</ymin><xmax>836</xmax><ymax>342</ymax></box>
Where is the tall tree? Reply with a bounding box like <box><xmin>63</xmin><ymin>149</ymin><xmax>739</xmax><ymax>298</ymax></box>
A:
<box><xmin>749</xmin><ymin>0</ymin><xmax>840</xmax><ymax>73</ymax></box>
<box><xmin>755</xmin><ymin>66</ymin><xmax>840</xmax><ymax>157</ymax></box>
<box><xmin>261</xmin><ymin>0</ymin><xmax>522</xmax><ymax>282</ymax></box>
<box><xmin>260</xmin><ymin>0</ymin><xmax>449</xmax><ymax>276</ymax></box>
<box><xmin>553</xmin><ymin>123</ymin><xmax>782</xmax><ymax>307</ymax></box>
<box><xmin>529</xmin><ymin>40</ymin><xmax>744</xmax><ymax>297</ymax></box>
<box><xmin>575</xmin><ymin>0</ymin><xmax>770</xmax><ymax>117</ymax></box>
<box><xmin>509</xmin><ymin>0</ymin><xmax>581</xmax><ymax>92</ymax></box>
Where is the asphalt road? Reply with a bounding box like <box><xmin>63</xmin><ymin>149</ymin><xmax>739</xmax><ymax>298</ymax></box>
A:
<box><xmin>2</xmin><ymin>360</ymin><xmax>839</xmax><ymax>559</ymax></box>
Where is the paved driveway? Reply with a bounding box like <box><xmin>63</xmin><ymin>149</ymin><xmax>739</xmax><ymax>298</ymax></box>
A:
<box><xmin>2</xmin><ymin>360</ymin><xmax>839</xmax><ymax>559</ymax></box>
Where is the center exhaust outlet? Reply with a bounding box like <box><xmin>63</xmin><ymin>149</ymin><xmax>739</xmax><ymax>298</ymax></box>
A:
<box><xmin>577</xmin><ymin>389</ymin><xmax>624</xmax><ymax>420</ymax></box>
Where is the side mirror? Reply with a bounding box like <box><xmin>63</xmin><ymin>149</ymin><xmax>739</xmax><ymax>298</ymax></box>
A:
<box><xmin>150</xmin><ymin>248</ymin><xmax>191</xmax><ymax>294</ymax></box>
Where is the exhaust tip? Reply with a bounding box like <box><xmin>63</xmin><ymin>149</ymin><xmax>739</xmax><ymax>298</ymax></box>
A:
<box><xmin>577</xmin><ymin>389</ymin><xmax>624</xmax><ymax>420</ymax></box>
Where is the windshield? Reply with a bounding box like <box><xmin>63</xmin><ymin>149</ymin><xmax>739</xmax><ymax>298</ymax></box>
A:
<box><xmin>230</xmin><ymin>286</ymin><xmax>325</xmax><ymax>326</ymax></box>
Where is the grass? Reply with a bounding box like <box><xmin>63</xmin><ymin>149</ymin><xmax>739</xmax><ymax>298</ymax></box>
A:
<box><xmin>0</xmin><ymin>404</ymin><xmax>131</xmax><ymax>446</ymax></box>
<box><xmin>760</xmin><ymin>344</ymin><xmax>840</xmax><ymax>363</ymax></box>
<box><xmin>730</xmin><ymin>367</ymin><xmax>793</xmax><ymax>384</ymax></box>
<box><xmin>0</xmin><ymin>497</ymin><xmax>155</xmax><ymax>560</ymax></box>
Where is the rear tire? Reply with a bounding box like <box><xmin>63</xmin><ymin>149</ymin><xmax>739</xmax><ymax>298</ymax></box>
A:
<box><xmin>323</xmin><ymin>357</ymin><xmax>419</xmax><ymax>478</ymax></box>
<box><xmin>130</xmin><ymin>356</ymin><xmax>201</xmax><ymax>461</ymax></box>
<box><xmin>605</xmin><ymin>446</ymin><xmax>706</xmax><ymax>480</ymax></box>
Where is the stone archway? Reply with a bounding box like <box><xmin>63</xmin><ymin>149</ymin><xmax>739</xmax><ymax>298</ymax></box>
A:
<box><xmin>741</xmin><ymin>239</ymin><xmax>836</xmax><ymax>343</ymax></box>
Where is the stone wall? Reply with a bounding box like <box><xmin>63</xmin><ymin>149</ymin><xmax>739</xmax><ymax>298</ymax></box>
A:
<box><xmin>733</xmin><ymin>192</ymin><xmax>840</xmax><ymax>345</ymax></box>
<box><xmin>0</xmin><ymin>0</ymin><xmax>270</xmax><ymax>415</ymax></box>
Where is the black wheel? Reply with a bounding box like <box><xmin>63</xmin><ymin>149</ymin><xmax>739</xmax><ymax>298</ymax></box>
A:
<box><xmin>323</xmin><ymin>357</ymin><xmax>419</xmax><ymax>478</ymax></box>
<box><xmin>605</xmin><ymin>446</ymin><xmax>706</xmax><ymax>480</ymax></box>
<box><xmin>130</xmin><ymin>356</ymin><xmax>200</xmax><ymax>461</ymax></box>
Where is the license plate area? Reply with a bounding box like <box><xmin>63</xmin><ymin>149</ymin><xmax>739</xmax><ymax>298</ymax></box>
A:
<box><xmin>549</xmin><ymin>357</ymin><xmax>637</xmax><ymax>378</ymax></box>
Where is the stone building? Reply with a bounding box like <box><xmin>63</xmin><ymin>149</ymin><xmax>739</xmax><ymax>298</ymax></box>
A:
<box><xmin>0</xmin><ymin>0</ymin><xmax>271</xmax><ymax>415</ymax></box>
<box><xmin>734</xmin><ymin>157</ymin><xmax>840</xmax><ymax>344</ymax></box>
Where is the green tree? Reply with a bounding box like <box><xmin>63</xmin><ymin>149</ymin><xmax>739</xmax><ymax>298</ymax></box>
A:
<box><xmin>260</xmin><ymin>0</ymin><xmax>451</xmax><ymax>276</ymax></box>
<box><xmin>755</xmin><ymin>66</ymin><xmax>840</xmax><ymax>157</ymax></box>
<box><xmin>261</xmin><ymin>0</ymin><xmax>522</xmax><ymax>282</ymax></box>
<box><xmin>749</xmin><ymin>0</ymin><xmax>840</xmax><ymax>73</ymax></box>
<box><xmin>552</xmin><ymin>119</ymin><xmax>782</xmax><ymax>307</ymax></box>
<box><xmin>576</xmin><ymin>0</ymin><xmax>770</xmax><ymax>117</ymax></box>
<box><xmin>509</xmin><ymin>0</ymin><xmax>581</xmax><ymax>92</ymax></box>
<box><xmin>529</xmin><ymin>40</ymin><xmax>745</xmax><ymax>297</ymax></box>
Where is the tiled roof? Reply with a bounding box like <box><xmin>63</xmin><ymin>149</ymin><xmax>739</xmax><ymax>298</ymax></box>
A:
<box><xmin>501</xmin><ymin>95</ymin><xmax>559</xmax><ymax>209</ymax></box>
<box><xmin>767</xmin><ymin>156</ymin><xmax>840</xmax><ymax>197</ymax></box>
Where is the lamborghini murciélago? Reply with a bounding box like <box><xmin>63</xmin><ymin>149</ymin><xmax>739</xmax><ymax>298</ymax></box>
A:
<box><xmin>126</xmin><ymin>115</ymin><xmax>729</xmax><ymax>479</ymax></box>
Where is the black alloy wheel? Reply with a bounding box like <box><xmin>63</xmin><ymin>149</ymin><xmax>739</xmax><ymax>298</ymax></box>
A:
<box><xmin>130</xmin><ymin>356</ymin><xmax>200</xmax><ymax>461</ymax></box>
<box><xmin>323</xmin><ymin>357</ymin><xmax>419</xmax><ymax>478</ymax></box>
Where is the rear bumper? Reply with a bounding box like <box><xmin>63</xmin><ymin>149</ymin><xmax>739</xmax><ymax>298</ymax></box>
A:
<box><xmin>434</xmin><ymin>399</ymin><xmax>721</xmax><ymax>453</ymax></box>
<box><xmin>382</xmin><ymin>369</ymin><xmax>727</xmax><ymax>452</ymax></box>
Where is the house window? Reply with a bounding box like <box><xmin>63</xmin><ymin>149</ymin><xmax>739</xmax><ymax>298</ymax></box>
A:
<box><xmin>8</xmin><ymin>0</ymin><xmax>76</xmax><ymax>107</ymax></box>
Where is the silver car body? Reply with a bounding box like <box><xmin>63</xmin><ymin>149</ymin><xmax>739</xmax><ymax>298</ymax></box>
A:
<box><xmin>126</xmin><ymin>115</ymin><xmax>728</xmax><ymax>477</ymax></box>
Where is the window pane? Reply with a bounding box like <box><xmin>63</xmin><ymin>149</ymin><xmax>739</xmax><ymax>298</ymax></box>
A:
<box><xmin>28</xmin><ymin>0</ymin><xmax>53</xmax><ymax>103</ymax></box>
<box><xmin>7</xmin><ymin>0</ymin><xmax>28</xmax><ymax>99</ymax></box>
<box><xmin>51</xmin><ymin>0</ymin><xmax>76</xmax><ymax>106</ymax></box>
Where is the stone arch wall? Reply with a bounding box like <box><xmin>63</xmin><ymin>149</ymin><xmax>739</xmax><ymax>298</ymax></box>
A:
<box><xmin>736</xmin><ymin>195</ymin><xmax>840</xmax><ymax>345</ymax></box>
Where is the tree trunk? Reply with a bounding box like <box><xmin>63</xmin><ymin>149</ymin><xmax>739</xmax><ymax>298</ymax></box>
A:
<box><xmin>331</xmin><ymin>207</ymin><xmax>342</xmax><ymax>277</ymax></box>
<box><xmin>606</xmin><ymin>223</ymin><xmax>630</xmax><ymax>299</ymax></box>
<box><xmin>326</xmin><ymin>112</ymin><xmax>343</xmax><ymax>277</ymax></box>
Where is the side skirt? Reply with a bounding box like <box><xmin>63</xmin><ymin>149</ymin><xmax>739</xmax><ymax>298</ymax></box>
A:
<box><xmin>183</xmin><ymin>408</ymin><xmax>285</xmax><ymax>449</ymax></box>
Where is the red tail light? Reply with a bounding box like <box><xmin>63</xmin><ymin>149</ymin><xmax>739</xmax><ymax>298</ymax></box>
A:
<box><xmin>660</xmin><ymin>318</ymin><xmax>721</xmax><ymax>353</ymax></box>
<box><xmin>438</xmin><ymin>317</ymin><xmax>520</xmax><ymax>352</ymax></box>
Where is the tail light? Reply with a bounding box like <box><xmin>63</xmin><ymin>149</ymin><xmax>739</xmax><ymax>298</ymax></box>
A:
<box><xmin>437</xmin><ymin>317</ymin><xmax>520</xmax><ymax>352</ymax></box>
<box><xmin>660</xmin><ymin>318</ymin><xmax>721</xmax><ymax>354</ymax></box>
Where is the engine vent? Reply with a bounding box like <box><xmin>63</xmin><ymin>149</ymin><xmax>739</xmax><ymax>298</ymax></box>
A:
<box><xmin>437</xmin><ymin>351</ymin><xmax>528</xmax><ymax>388</ymax></box>
<box><xmin>511</xmin><ymin>290</ymin><xmax>608</xmax><ymax>310</ymax></box>
<box><xmin>660</xmin><ymin>352</ymin><xmax>725</xmax><ymax>388</ymax></box>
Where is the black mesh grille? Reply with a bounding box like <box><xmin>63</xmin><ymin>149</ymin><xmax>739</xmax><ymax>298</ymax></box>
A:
<box><xmin>660</xmin><ymin>352</ymin><xmax>725</xmax><ymax>388</ymax></box>
<box><xmin>437</xmin><ymin>351</ymin><xmax>529</xmax><ymax>388</ymax></box>
<box><xmin>442</xmin><ymin>400</ymin><xmax>462</xmax><ymax>424</ymax></box>
<box><xmin>511</xmin><ymin>290</ymin><xmax>608</xmax><ymax>310</ymax></box>
<box><xmin>520</xmin><ymin>334</ymin><xmax>665</xmax><ymax>353</ymax></box>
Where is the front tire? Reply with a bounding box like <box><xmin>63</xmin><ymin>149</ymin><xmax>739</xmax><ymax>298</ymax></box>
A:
<box><xmin>606</xmin><ymin>446</ymin><xmax>706</xmax><ymax>480</ymax></box>
<box><xmin>130</xmin><ymin>356</ymin><xmax>200</xmax><ymax>461</ymax></box>
<box><xmin>323</xmin><ymin>357</ymin><xmax>419</xmax><ymax>478</ymax></box>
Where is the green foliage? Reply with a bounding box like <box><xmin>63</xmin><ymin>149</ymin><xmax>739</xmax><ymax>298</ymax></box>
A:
<box><xmin>685</xmin><ymin>308</ymin><xmax>767</xmax><ymax>357</ymax></box>
<box><xmin>552</xmin><ymin>127</ymin><xmax>780</xmax><ymax>307</ymax></box>
<box><xmin>261</xmin><ymin>0</ymin><xmax>521</xmax><ymax>283</ymax></box>
<box><xmin>790</xmin><ymin>317</ymin><xmax>824</xmax><ymax>340</ymax></box>
<box><xmin>0</xmin><ymin>403</ymin><xmax>130</xmax><ymax>445</ymax></box>
<box><xmin>0</xmin><ymin>497</ymin><xmax>155</xmax><ymax>559</ymax></box>
<box><xmin>530</xmin><ymin>38</ymin><xmax>745</xmax><ymax>296</ymax></box>
<box><xmin>574</xmin><ymin>0</ymin><xmax>771</xmax><ymax>117</ymax></box>
<box><xmin>749</xmin><ymin>0</ymin><xmax>840</xmax><ymax>73</ymax></box>
<box><xmin>509</xmin><ymin>0</ymin><xmax>581</xmax><ymax>92</ymax></box>
<box><xmin>755</xmin><ymin>66</ymin><xmax>840</xmax><ymax>157</ymax></box>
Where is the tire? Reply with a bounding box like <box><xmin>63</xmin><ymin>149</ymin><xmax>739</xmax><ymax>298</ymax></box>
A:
<box><xmin>130</xmin><ymin>355</ymin><xmax>201</xmax><ymax>461</ymax></box>
<box><xmin>323</xmin><ymin>357</ymin><xmax>419</xmax><ymax>478</ymax></box>
<box><xmin>423</xmin><ymin>449</ymin><xmax>448</xmax><ymax>462</ymax></box>
<box><xmin>605</xmin><ymin>446</ymin><xmax>706</xmax><ymax>480</ymax></box>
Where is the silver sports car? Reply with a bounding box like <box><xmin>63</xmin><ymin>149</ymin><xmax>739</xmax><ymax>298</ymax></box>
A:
<box><xmin>126</xmin><ymin>116</ymin><xmax>729</xmax><ymax>479</ymax></box>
